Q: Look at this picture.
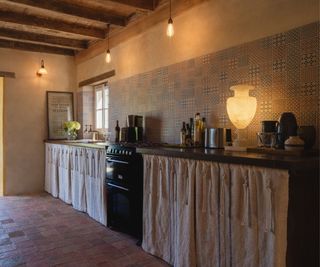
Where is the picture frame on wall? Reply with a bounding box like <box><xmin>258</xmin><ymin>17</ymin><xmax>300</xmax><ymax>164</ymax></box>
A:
<box><xmin>47</xmin><ymin>91</ymin><xmax>74</xmax><ymax>140</ymax></box>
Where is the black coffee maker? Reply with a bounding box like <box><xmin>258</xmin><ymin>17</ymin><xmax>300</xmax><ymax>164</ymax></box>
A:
<box><xmin>122</xmin><ymin>115</ymin><xmax>143</xmax><ymax>142</ymax></box>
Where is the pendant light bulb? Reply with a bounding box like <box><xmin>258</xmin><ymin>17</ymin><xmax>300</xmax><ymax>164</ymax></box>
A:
<box><xmin>167</xmin><ymin>17</ymin><xmax>174</xmax><ymax>37</ymax></box>
<box><xmin>106</xmin><ymin>49</ymin><xmax>111</xmax><ymax>63</ymax></box>
<box><xmin>106</xmin><ymin>24</ymin><xmax>111</xmax><ymax>63</ymax></box>
<box><xmin>166</xmin><ymin>0</ymin><xmax>174</xmax><ymax>37</ymax></box>
<box><xmin>37</xmin><ymin>59</ymin><xmax>47</xmax><ymax>76</ymax></box>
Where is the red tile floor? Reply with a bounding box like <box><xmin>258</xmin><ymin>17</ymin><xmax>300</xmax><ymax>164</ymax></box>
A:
<box><xmin>0</xmin><ymin>193</ymin><xmax>170</xmax><ymax>267</ymax></box>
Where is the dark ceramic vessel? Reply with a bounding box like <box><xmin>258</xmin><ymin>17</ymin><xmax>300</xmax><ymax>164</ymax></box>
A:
<box><xmin>261</xmin><ymin>120</ymin><xmax>278</xmax><ymax>133</ymax></box>
<box><xmin>297</xmin><ymin>126</ymin><xmax>316</xmax><ymax>149</ymax></box>
<box><xmin>276</xmin><ymin>112</ymin><xmax>298</xmax><ymax>149</ymax></box>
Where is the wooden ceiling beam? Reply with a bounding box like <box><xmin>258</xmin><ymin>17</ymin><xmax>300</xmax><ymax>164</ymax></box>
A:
<box><xmin>0</xmin><ymin>10</ymin><xmax>106</xmax><ymax>39</ymax></box>
<box><xmin>7</xmin><ymin>0</ymin><xmax>127</xmax><ymax>26</ymax></box>
<box><xmin>0</xmin><ymin>28</ymin><xmax>87</xmax><ymax>50</ymax></box>
<box><xmin>108</xmin><ymin>0</ymin><xmax>159</xmax><ymax>11</ymax></box>
<box><xmin>0</xmin><ymin>38</ymin><xmax>75</xmax><ymax>56</ymax></box>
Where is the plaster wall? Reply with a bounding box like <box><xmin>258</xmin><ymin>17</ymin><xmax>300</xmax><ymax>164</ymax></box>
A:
<box><xmin>0</xmin><ymin>48</ymin><xmax>76</xmax><ymax>195</ymax></box>
<box><xmin>76</xmin><ymin>0</ymin><xmax>319</xmax><ymax>83</ymax></box>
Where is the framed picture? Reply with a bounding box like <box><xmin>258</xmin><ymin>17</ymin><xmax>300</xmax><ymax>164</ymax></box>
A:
<box><xmin>47</xmin><ymin>91</ymin><xmax>74</xmax><ymax>140</ymax></box>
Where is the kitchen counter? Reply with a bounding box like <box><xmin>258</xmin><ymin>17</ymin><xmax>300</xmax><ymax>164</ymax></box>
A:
<box><xmin>44</xmin><ymin>140</ymin><xmax>319</xmax><ymax>171</ymax></box>
<box><xmin>45</xmin><ymin>139</ymin><xmax>109</xmax><ymax>149</ymax></box>
<box><xmin>137</xmin><ymin>147</ymin><xmax>319</xmax><ymax>171</ymax></box>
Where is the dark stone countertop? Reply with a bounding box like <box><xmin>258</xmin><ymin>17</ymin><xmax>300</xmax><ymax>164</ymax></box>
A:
<box><xmin>44</xmin><ymin>140</ymin><xmax>319</xmax><ymax>171</ymax></box>
<box><xmin>44</xmin><ymin>140</ymin><xmax>109</xmax><ymax>149</ymax></box>
<box><xmin>137</xmin><ymin>147</ymin><xmax>319</xmax><ymax>171</ymax></box>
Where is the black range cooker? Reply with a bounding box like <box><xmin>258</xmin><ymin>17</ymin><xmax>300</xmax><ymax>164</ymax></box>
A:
<box><xmin>105</xmin><ymin>143</ymin><xmax>143</xmax><ymax>241</ymax></box>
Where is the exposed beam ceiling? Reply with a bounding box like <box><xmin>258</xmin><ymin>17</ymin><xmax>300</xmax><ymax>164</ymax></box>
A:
<box><xmin>0</xmin><ymin>38</ymin><xmax>75</xmax><ymax>55</ymax></box>
<box><xmin>0</xmin><ymin>28</ymin><xmax>87</xmax><ymax>50</ymax></box>
<box><xmin>109</xmin><ymin>0</ymin><xmax>159</xmax><ymax>11</ymax></box>
<box><xmin>0</xmin><ymin>0</ymin><xmax>165</xmax><ymax>55</ymax></box>
<box><xmin>7</xmin><ymin>0</ymin><xmax>128</xmax><ymax>26</ymax></box>
<box><xmin>0</xmin><ymin>0</ymin><xmax>209</xmax><ymax>57</ymax></box>
<box><xmin>0</xmin><ymin>10</ymin><xmax>106</xmax><ymax>39</ymax></box>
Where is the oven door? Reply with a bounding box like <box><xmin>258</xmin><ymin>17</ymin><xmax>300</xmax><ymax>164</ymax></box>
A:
<box><xmin>106</xmin><ymin>156</ymin><xmax>131</xmax><ymax>184</ymax></box>
<box><xmin>106</xmin><ymin>181</ymin><xmax>141</xmax><ymax>239</ymax></box>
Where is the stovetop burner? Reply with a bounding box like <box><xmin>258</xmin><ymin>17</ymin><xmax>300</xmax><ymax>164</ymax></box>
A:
<box><xmin>116</xmin><ymin>141</ymin><xmax>164</xmax><ymax>148</ymax></box>
<box><xmin>107</xmin><ymin>142</ymin><xmax>165</xmax><ymax>156</ymax></box>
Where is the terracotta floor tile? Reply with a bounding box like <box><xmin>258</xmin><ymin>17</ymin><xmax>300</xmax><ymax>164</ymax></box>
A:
<box><xmin>0</xmin><ymin>238</ymin><xmax>11</xmax><ymax>246</ymax></box>
<box><xmin>0</xmin><ymin>219</ymin><xmax>14</xmax><ymax>225</ymax></box>
<box><xmin>8</xmin><ymin>230</ymin><xmax>25</xmax><ymax>238</ymax></box>
<box><xmin>0</xmin><ymin>194</ymin><xmax>171</xmax><ymax>267</ymax></box>
<box><xmin>0</xmin><ymin>255</ymin><xmax>25</xmax><ymax>267</ymax></box>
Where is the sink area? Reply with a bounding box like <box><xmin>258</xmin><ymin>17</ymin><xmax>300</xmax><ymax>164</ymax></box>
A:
<box><xmin>66</xmin><ymin>139</ymin><xmax>105</xmax><ymax>144</ymax></box>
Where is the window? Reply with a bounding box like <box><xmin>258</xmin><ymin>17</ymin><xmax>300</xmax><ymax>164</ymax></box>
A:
<box><xmin>94</xmin><ymin>83</ymin><xmax>109</xmax><ymax>129</ymax></box>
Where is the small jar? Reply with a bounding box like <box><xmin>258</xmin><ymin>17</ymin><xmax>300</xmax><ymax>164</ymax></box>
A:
<box><xmin>284</xmin><ymin>136</ymin><xmax>304</xmax><ymax>151</ymax></box>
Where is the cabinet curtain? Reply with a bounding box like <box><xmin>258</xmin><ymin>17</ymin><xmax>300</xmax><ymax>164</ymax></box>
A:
<box><xmin>142</xmin><ymin>155</ymin><xmax>289</xmax><ymax>267</ymax></box>
<box><xmin>58</xmin><ymin>145</ymin><xmax>72</xmax><ymax>204</ymax></box>
<box><xmin>45</xmin><ymin>144</ymin><xmax>107</xmax><ymax>226</ymax></box>
<box><xmin>85</xmin><ymin>149</ymin><xmax>107</xmax><ymax>226</ymax></box>
<box><xmin>70</xmin><ymin>147</ymin><xmax>86</xmax><ymax>212</ymax></box>
<box><xmin>45</xmin><ymin>143</ymin><xmax>59</xmax><ymax>198</ymax></box>
<box><xmin>142</xmin><ymin>155</ymin><xmax>196</xmax><ymax>267</ymax></box>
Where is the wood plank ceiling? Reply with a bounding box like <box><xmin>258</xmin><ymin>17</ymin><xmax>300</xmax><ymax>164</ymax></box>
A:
<box><xmin>0</xmin><ymin>0</ymin><xmax>164</xmax><ymax>56</ymax></box>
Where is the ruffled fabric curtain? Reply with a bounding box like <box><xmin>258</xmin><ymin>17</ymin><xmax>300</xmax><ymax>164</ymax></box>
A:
<box><xmin>58</xmin><ymin>145</ymin><xmax>72</xmax><ymax>204</ymax></box>
<box><xmin>70</xmin><ymin>147</ymin><xmax>86</xmax><ymax>212</ymax></box>
<box><xmin>142</xmin><ymin>155</ymin><xmax>289</xmax><ymax>267</ymax></box>
<box><xmin>45</xmin><ymin>143</ymin><xmax>59</xmax><ymax>198</ymax></box>
<box><xmin>142</xmin><ymin>155</ymin><xmax>196</xmax><ymax>267</ymax></box>
<box><xmin>45</xmin><ymin>144</ymin><xmax>107</xmax><ymax>226</ymax></box>
<box><xmin>85</xmin><ymin>149</ymin><xmax>107</xmax><ymax>226</ymax></box>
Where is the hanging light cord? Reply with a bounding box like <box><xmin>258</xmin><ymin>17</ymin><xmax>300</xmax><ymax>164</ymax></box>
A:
<box><xmin>169</xmin><ymin>0</ymin><xmax>172</xmax><ymax>19</ymax></box>
<box><xmin>107</xmin><ymin>24</ymin><xmax>110</xmax><ymax>50</ymax></box>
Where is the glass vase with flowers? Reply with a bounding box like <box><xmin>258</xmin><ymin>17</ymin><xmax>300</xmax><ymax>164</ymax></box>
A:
<box><xmin>63</xmin><ymin>121</ymin><xmax>81</xmax><ymax>140</ymax></box>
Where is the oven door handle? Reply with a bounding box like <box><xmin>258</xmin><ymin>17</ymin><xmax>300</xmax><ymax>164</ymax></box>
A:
<box><xmin>107</xmin><ymin>182</ymin><xmax>130</xmax><ymax>192</ymax></box>
<box><xmin>106</xmin><ymin>158</ymin><xmax>129</xmax><ymax>165</ymax></box>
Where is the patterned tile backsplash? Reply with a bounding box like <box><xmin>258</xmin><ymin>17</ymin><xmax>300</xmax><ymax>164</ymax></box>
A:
<box><xmin>90</xmin><ymin>22</ymin><xmax>320</xmax><ymax>147</ymax></box>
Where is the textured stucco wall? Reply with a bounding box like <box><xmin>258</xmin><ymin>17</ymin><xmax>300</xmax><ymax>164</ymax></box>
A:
<box><xmin>76</xmin><ymin>0</ymin><xmax>319</xmax><ymax>83</ymax></box>
<box><xmin>0</xmin><ymin>48</ymin><xmax>76</xmax><ymax>195</ymax></box>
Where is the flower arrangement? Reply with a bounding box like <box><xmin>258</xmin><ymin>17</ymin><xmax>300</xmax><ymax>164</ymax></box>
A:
<box><xmin>63</xmin><ymin>121</ymin><xmax>81</xmax><ymax>140</ymax></box>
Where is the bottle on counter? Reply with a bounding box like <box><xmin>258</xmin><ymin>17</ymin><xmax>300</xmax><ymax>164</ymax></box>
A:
<box><xmin>180</xmin><ymin>122</ymin><xmax>187</xmax><ymax>146</ymax></box>
<box><xmin>115</xmin><ymin>120</ymin><xmax>120</xmax><ymax>142</ymax></box>
<box><xmin>201</xmin><ymin>117</ymin><xmax>206</xmax><ymax>146</ymax></box>
<box><xmin>185</xmin><ymin>123</ymin><xmax>192</xmax><ymax>146</ymax></box>
<box><xmin>194</xmin><ymin>113</ymin><xmax>202</xmax><ymax>146</ymax></box>
<box><xmin>190</xmin><ymin>118</ymin><xmax>194</xmax><ymax>145</ymax></box>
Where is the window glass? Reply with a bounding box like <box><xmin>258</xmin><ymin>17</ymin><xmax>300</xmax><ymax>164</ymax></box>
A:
<box><xmin>94</xmin><ymin>83</ymin><xmax>109</xmax><ymax>130</ymax></box>
<box><xmin>104</xmin><ymin>110</ymin><xmax>109</xmax><ymax>129</ymax></box>
<box><xmin>96</xmin><ymin>90</ymin><xmax>103</xmax><ymax>109</ymax></box>
<box><xmin>104</xmin><ymin>94</ymin><xmax>109</xmax><ymax>107</ymax></box>
<box><xmin>96</xmin><ymin>110</ymin><xmax>102</xmax><ymax>129</ymax></box>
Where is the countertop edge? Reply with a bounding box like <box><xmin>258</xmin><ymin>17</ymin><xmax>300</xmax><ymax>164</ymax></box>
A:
<box><xmin>44</xmin><ymin>140</ymin><xmax>108</xmax><ymax>149</ymax></box>
<box><xmin>44</xmin><ymin>141</ymin><xmax>319</xmax><ymax>171</ymax></box>
<box><xmin>137</xmin><ymin>147</ymin><xmax>319</xmax><ymax>171</ymax></box>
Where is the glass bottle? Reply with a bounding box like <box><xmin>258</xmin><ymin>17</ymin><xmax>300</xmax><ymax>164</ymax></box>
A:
<box><xmin>180</xmin><ymin>122</ymin><xmax>186</xmax><ymax>146</ymax></box>
<box><xmin>194</xmin><ymin>113</ymin><xmax>201</xmax><ymax>146</ymax></box>
<box><xmin>190</xmin><ymin>118</ymin><xmax>194</xmax><ymax>145</ymax></box>
<box><xmin>115</xmin><ymin>120</ymin><xmax>120</xmax><ymax>142</ymax></box>
<box><xmin>201</xmin><ymin>117</ymin><xmax>206</xmax><ymax>146</ymax></box>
